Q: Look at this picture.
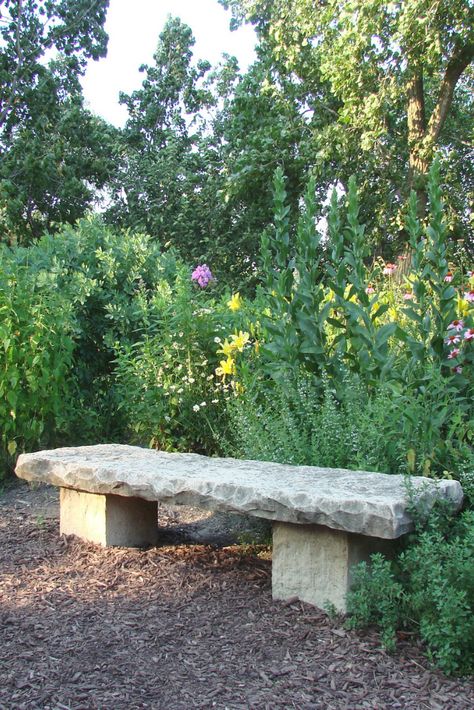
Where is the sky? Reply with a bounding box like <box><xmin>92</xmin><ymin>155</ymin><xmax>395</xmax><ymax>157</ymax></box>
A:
<box><xmin>81</xmin><ymin>0</ymin><xmax>257</xmax><ymax>127</ymax></box>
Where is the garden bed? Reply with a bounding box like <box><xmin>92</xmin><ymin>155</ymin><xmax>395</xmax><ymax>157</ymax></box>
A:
<box><xmin>1</xmin><ymin>482</ymin><xmax>473</xmax><ymax>709</ymax></box>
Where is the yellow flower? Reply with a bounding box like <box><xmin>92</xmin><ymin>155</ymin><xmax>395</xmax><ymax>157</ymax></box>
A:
<box><xmin>230</xmin><ymin>330</ymin><xmax>250</xmax><ymax>352</ymax></box>
<box><xmin>227</xmin><ymin>292</ymin><xmax>242</xmax><ymax>312</ymax></box>
<box><xmin>217</xmin><ymin>339</ymin><xmax>234</xmax><ymax>357</ymax></box>
<box><xmin>215</xmin><ymin>357</ymin><xmax>235</xmax><ymax>378</ymax></box>
<box><xmin>457</xmin><ymin>293</ymin><xmax>469</xmax><ymax>317</ymax></box>
<box><xmin>388</xmin><ymin>306</ymin><xmax>398</xmax><ymax>321</ymax></box>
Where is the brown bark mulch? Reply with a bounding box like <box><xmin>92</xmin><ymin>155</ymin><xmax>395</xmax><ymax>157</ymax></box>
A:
<box><xmin>1</xmin><ymin>483</ymin><xmax>473</xmax><ymax>710</ymax></box>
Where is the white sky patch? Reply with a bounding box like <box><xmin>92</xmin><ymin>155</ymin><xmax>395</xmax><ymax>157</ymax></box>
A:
<box><xmin>81</xmin><ymin>0</ymin><xmax>257</xmax><ymax>127</ymax></box>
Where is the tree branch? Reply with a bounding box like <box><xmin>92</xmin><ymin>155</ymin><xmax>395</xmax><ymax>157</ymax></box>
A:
<box><xmin>427</xmin><ymin>41</ymin><xmax>474</xmax><ymax>146</ymax></box>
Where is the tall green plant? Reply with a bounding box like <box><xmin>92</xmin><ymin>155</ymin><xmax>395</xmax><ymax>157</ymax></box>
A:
<box><xmin>11</xmin><ymin>217</ymin><xmax>184</xmax><ymax>442</ymax></box>
<box><xmin>399</xmin><ymin>158</ymin><xmax>458</xmax><ymax>371</ymax></box>
<box><xmin>325</xmin><ymin>178</ymin><xmax>398</xmax><ymax>383</ymax></box>
<box><xmin>260</xmin><ymin>168</ymin><xmax>299</xmax><ymax>374</ymax></box>
<box><xmin>260</xmin><ymin>168</ymin><xmax>398</xmax><ymax>385</ymax></box>
<box><xmin>0</xmin><ymin>249</ymin><xmax>75</xmax><ymax>473</ymax></box>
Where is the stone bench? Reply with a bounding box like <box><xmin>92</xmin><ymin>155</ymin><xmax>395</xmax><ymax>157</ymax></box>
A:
<box><xmin>15</xmin><ymin>444</ymin><xmax>463</xmax><ymax>612</ymax></box>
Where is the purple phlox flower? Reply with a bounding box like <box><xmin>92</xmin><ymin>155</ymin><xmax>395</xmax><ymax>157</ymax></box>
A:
<box><xmin>191</xmin><ymin>264</ymin><xmax>214</xmax><ymax>288</ymax></box>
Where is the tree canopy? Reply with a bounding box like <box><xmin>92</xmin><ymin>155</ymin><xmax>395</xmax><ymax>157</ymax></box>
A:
<box><xmin>0</xmin><ymin>0</ymin><xmax>113</xmax><ymax>243</ymax></box>
<box><xmin>222</xmin><ymin>0</ymin><xmax>474</xmax><ymax>252</ymax></box>
<box><xmin>0</xmin><ymin>0</ymin><xmax>109</xmax><ymax>135</ymax></box>
<box><xmin>0</xmin><ymin>0</ymin><xmax>472</xmax><ymax>264</ymax></box>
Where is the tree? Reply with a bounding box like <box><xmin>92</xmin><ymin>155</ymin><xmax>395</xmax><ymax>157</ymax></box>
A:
<box><xmin>0</xmin><ymin>60</ymin><xmax>118</xmax><ymax>243</ymax></box>
<box><xmin>0</xmin><ymin>0</ymin><xmax>109</xmax><ymax>137</ymax></box>
<box><xmin>107</xmin><ymin>18</ymin><xmax>214</xmax><ymax>257</ymax></box>
<box><xmin>222</xmin><ymin>0</ymin><xmax>474</xmax><ymax>250</ymax></box>
<box><xmin>207</xmin><ymin>43</ymin><xmax>332</xmax><ymax>282</ymax></box>
<box><xmin>0</xmin><ymin>0</ymin><xmax>114</xmax><ymax>243</ymax></box>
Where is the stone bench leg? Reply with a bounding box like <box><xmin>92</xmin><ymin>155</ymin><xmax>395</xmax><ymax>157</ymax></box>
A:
<box><xmin>60</xmin><ymin>488</ymin><xmax>158</xmax><ymax>547</ymax></box>
<box><xmin>272</xmin><ymin>522</ymin><xmax>397</xmax><ymax>613</ymax></box>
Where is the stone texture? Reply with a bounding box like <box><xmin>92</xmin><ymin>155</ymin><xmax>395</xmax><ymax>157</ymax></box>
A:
<box><xmin>60</xmin><ymin>488</ymin><xmax>158</xmax><ymax>547</ymax></box>
<box><xmin>16</xmin><ymin>444</ymin><xmax>463</xmax><ymax>539</ymax></box>
<box><xmin>272</xmin><ymin>522</ymin><xmax>398</xmax><ymax>612</ymax></box>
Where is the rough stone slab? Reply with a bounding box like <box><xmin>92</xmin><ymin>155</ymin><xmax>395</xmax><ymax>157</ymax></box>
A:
<box><xmin>15</xmin><ymin>444</ymin><xmax>463</xmax><ymax>539</ymax></box>
<box><xmin>272</xmin><ymin>522</ymin><xmax>398</xmax><ymax>612</ymax></box>
<box><xmin>60</xmin><ymin>489</ymin><xmax>158</xmax><ymax>547</ymax></box>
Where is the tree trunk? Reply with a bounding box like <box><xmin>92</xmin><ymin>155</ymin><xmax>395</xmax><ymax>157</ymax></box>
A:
<box><xmin>407</xmin><ymin>71</ymin><xmax>429</xmax><ymax>218</ymax></box>
<box><xmin>427</xmin><ymin>43</ymin><xmax>474</xmax><ymax>145</ymax></box>
<box><xmin>406</xmin><ymin>43</ymin><xmax>474</xmax><ymax>220</ymax></box>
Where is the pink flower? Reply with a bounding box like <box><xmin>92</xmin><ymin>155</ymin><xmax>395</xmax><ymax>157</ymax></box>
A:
<box><xmin>383</xmin><ymin>263</ymin><xmax>397</xmax><ymax>276</ymax></box>
<box><xmin>403</xmin><ymin>292</ymin><xmax>413</xmax><ymax>300</ymax></box>
<box><xmin>464</xmin><ymin>290</ymin><xmax>474</xmax><ymax>303</ymax></box>
<box><xmin>365</xmin><ymin>284</ymin><xmax>375</xmax><ymax>294</ymax></box>
<box><xmin>445</xmin><ymin>334</ymin><xmax>461</xmax><ymax>346</ymax></box>
<box><xmin>447</xmin><ymin>320</ymin><xmax>465</xmax><ymax>332</ymax></box>
<box><xmin>452</xmin><ymin>366</ymin><xmax>463</xmax><ymax>374</ymax></box>
<box><xmin>464</xmin><ymin>328</ymin><xmax>474</xmax><ymax>341</ymax></box>
<box><xmin>191</xmin><ymin>264</ymin><xmax>214</xmax><ymax>288</ymax></box>
<box><xmin>444</xmin><ymin>272</ymin><xmax>454</xmax><ymax>283</ymax></box>
<box><xmin>447</xmin><ymin>348</ymin><xmax>460</xmax><ymax>359</ymax></box>
<box><xmin>467</xmin><ymin>271</ymin><xmax>473</xmax><ymax>278</ymax></box>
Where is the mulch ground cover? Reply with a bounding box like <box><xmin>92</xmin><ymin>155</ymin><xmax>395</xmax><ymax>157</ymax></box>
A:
<box><xmin>1</xmin><ymin>483</ymin><xmax>473</xmax><ymax>710</ymax></box>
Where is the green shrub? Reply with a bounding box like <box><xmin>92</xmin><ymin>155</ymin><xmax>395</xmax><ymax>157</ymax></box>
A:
<box><xmin>0</xmin><ymin>246</ymin><xmax>75</xmax><ymax>475</ymax></box>
<box><xmin>347</xmin><ymin>509</ymin><xmax>474</xmax><ymax>676</ymax></box>
<box><xmin>225</xmin><ymin>366</ymin><xmax>474</xmax><ymax>478</ymax></box>
<box><xmin>346</xmin><ymin>554</ymin><xmax>404</xmax><ymax>651</ymax></box>
<box><xmin>12</xmin><ymin>217</ymin><xmax>184</xmax><ymax>442</ymax></box>
<box><xmin>113</xmin><ymin>269</ymin><xmax>252</xmax><ymax>453</ymax></box>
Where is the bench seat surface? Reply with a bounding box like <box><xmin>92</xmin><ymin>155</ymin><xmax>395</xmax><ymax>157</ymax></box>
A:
<box><xmin>15</xmin><ymin>444</ymin><xmax>462</xmax><ymax>539</ymax></box>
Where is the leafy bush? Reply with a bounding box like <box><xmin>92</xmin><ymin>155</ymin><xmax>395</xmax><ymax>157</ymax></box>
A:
<box><xmin>347</xmin><ymin>509</ymin><xmax>474</xmax><ymax>676</ymax></box>
<box><xmin>12</xmin><ymin>217</ymin><xmax>184</xmax><ymax>441</ymax></box>
<box><xmin>346</xmin><ymin>554</ymin><xmax>404</xmax><ymax>652</ymax></box>
<box><xmin>113</xmin><ymin>271</ymin><xmax>259</xmax><ymax>454</ymax></box>
<box><xmin>0</xmin><ymin>216</ymin><xmax>262</xmax><ymax>458</ymax></box>
<box><xmin>225</xmin><ymin>366</ymin><xmax>474</xmax><ymax>477</ymax></box>
<box><xmin>0</xmin><ymin>246</ymin><xmax>75</xmax><ymax>476</ymax></box>
<box><xmin>259</xmin><ymin>160</ymin><xmax>472</xmax><ymax>393</ymax></box>
<box><xmin>113</xmin><ymin>270</ymin><xmax>224</xmax><ymax>452</ymax></box>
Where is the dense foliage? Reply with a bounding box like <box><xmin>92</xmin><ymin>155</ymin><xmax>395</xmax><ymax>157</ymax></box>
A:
<box><xmin>347</xmin><ymin>508</ymin><xmax>474</xmax><ymax>676</ymax></box>
<box><xmin>222</xmin><ymin>0</ymin><xmax>474</xmax><ymax>253</ymax></box>
<box><xmin>226</xmin><ymin>160</ymin><xmax>474</xmax><ymax>478</ymax></box>
<box><xmin>0</xmin><ymin>0</ymin><xmax>473</xmax><ymax>677</ymax></box>
<box><xmin>0</xmin><ymin>0</ymin><xmax>116</xmax><ymax>244</ymax></box>
<box><xmin>2</xmin><ymin>1</ymin><xmax>472</xmax><ymax>270</ymax></box>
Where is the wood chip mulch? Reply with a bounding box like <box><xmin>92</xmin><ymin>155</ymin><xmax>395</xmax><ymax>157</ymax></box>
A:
<box><xmin>1</xmin><ymin>484</ymin><xmax>473</xmax><ymax>710</ymax></box>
